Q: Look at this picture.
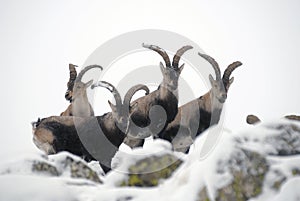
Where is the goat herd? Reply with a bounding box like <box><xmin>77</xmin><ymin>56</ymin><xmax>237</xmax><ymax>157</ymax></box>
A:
<box><xmin>33</xmin><ymin>43</ymin><xmax>245</xmax><ymax>173</ymax></box>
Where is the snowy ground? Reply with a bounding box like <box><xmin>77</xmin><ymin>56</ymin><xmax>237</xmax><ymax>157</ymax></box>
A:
<box><xmin>1</xmin><ymin>120</ymin><xmax>300</xmax><ymax>201</ymax></box>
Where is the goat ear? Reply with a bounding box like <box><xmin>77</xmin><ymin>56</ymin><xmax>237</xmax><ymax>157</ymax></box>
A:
<box><xmin>85</xmin><ymin>79</ymin><xmax>93</xmax><ymax>88</ymax></box>
<box><xmin>178</xmin><ymin>63</ymin><xmax>185</xmax><ymax>74</ymax></box>
<box><xmin>160</xmin><ymin>62</ymin><xmax>166</xmax><ymax>74</ymax></box>
<box><xmin>209</xmin><ymin>74</ymin><xmax>215</xmax><ymax>85</ymax></box>
<box><xmin>229</xmin><ymin>77</ymin><xmax>234</xmax><ymax>85</ymax></box>
<box><xmin>226</xmin><ymin>77</ymin><xmax>234</xmax><ymax>90</ymax></box>
<box><xmin>108</xmin><ymin>100</ymin><xmax>116</xmax><ymax>111</ymax></box>
<box><xmin>130</xmin><ymin>102</ymin><xmax>138</xmax><ymax>109</ymax></box>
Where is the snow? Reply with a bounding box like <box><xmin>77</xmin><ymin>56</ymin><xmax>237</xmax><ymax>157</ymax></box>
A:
<box><xmin>1</xmin><ymin>1</ymin><xmax>299</xmax><ymax>200</ymax></box>
<box><xmin>1</xmin><ymin>121</ymin><xmax>300</xmax><ymax>201</ymax></box>
<box><xmin>0</xmin><ymin>152</ymin><xmax>48</xmax><ymax>176</ymax></box>
<box><xmin>0</xmin><ymin>175</ymin><xmax>76</xmax><ymax>201</ymax></box>
<box><xmin>232</xmin><ymin>119</ymin><xmax>300</xmax><ymax>153</ymax></box>
<box><xmin>271</xmin><ymin>178</ymin><xmax>300</xmax><ymax>201</ymax></box>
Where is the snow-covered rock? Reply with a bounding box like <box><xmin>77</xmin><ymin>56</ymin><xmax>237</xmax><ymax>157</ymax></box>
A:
<box><xmin>1</xmin><ymin>119</ymin><xmax>300</xmax><ymax>201</ymax></box>
<box><xmin>120</xmin><ymin>154</ymin><xmax>183</xmax><ymax>187</ymax></box>
<box><xmin>0</xmin><ymin>151</ymin><xmax>101</xmax><ymax>183</ymax></box>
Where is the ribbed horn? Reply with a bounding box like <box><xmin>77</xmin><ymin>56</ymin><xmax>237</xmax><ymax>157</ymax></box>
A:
<box><xmin>65</xmin><ymin>63</ymin><xmax>78</xmax><ymax>101</ymax></box>
<box><xmin>142</xmin><ymin>43</ymin><xmax>171</xmax><ymax>67</ymax></box>
<box><xmin>67</xmin><ymin>63</ymin><xmax>77</xmax><ymax>89</ymax></box>
<box><xmin>172</xmin><ymin>45</ymin><xmax>193</xmax><ymax>68</ymax></box>
<box><xmin>91</xmin><ymin>81</ymin><xmax>122</xmax><ymax>109</ymax></box>
<box><xmin>76</xmin><ymin>65</ymin><xmax>103</xmax><ymax>82</ymax></box>
<box><xmin>222</xmin><ymin>61</ymin><xmax>242</xmax><ymax>86</ymax></box>
<box><xmin>123</xmin><ymin>84</ymin><xmax>150</xmax><ymax>107</ymax></box>
<box><xmin>198</xmin><ymin>53</ymin><xmax>221</xmax><ymax>80</ymax></box>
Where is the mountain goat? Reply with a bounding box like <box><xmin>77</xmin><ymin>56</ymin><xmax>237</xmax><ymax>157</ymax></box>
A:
<box><xmin>158</xmin><ymin>53</ymin><xmax>242</xmax><ymax>152</ymax></box>
<box><xmin>60</xmin><ymin>64</ymin><xmax>103</xmax><ymax>117</ymax></box>
<box><xmin>32</xmin><ymin>81</ymin><xmax>149</xmax><ymax>173</ymax></box>
<box><xmin>124</xmin><ymin>43</ymin><xmax>193</xmax><ymax>149</ymax></box>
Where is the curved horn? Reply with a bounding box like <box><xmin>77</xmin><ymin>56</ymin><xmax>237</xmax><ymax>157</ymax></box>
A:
<box><xmin>142</xmin><ymin>43</ymin><xmax>171</xmax><ymax>67</ymax></box>
<box><xmin>65</xmin><ymin>63</ymin><xmax>78</xmax><ymax>101</ymax></box>
<box><xmin>91</xmin><ymin>81</ymin><xmax>122</xmax><ymax>108</ymax></box>
<box><xmin>76</xmin><ymin>65</ymin><xmax>103</xmax><ymax>82</ymax></box>
<box><xmin>198</xmin><ymin>52</ymin><xmax>221</xmax><ymax>80</ymax></box>
<box><xmin>123</xmin><ymin>84</ymin><xmax>150</xmax><ymax>107</ymax></box>
<box><xmin>222</xmin><ymin>61</ymin><xmax>242</xmax><ymax>86</ymax></box>
<box><xmin>67</xmin><ymin>63</ymin><xmax>78</xmax><ymax>90</ymax></box>
<box><xmin>172</xmin><ymin>45</ymin><xmax>193</xmax><ymax>68</ymax></box>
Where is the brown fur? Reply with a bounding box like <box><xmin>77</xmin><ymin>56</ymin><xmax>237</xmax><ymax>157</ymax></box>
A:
<box><xmin>33</xmin><ymin>82</ymin><xmax>149</xmax><ymax>173</ymax></box>
<box><xmin>157</xmin><ymin>54</ymin><xmax>241</xmax><ymax>152</ymax></box>
<box><xmin>60</xmin><ymin>99</ymin><xmax>94</xmax><ymax>117</ymax></box>
<box><xmin>61</xmin><ymin>65</ymin><xmax>102</xmax><ymax>117</ymax></box>
<box><xmin>32</xmin><ymin>127</ymin><xmax>55</xmax><ymax>154</ymax></box>
<box><xmin>60</xmin><ymin>80</ymin><xmax>94</xmax><ymax>117</ymax></box>
<box><xmin>34</xmin><ymin>128</ymin><xmax>54</xmax><ymax>144</ymax></box>
<box><xmin>123</xmin><ymin>44</ymin><xmax>192</xmax><ymax>149</ymax></box>
<box><xmin>60</xmin><ymin>104</ymin><xmax>73</xmax><ymax>116</ymax></box>
<box><xmin>158</xmin><ymin>90</ymin><xmax>224</xmax><ymax>152</ymax></box>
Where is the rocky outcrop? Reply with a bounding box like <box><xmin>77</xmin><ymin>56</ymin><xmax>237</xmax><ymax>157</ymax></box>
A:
<box><xmin>2</xmin><ymin>152</ymin><xmax>101</xmax><ymax>184</ymax></box>
<box><xmin>120</xmin><ymin>154</ymin><xmax>183</xmax><ymax>187</ymax></box>
<box><xmin>197</xmin><ymin>150</ymin><xmax>269</xmax><ymax>201</ymax></box>
<box><xmin>52</xmin><ymin>154</ymin><xmax>101</xmax><ymax>183</ymax></box>
<box><xmin>195</xmin><ymin>120</ymin><xmax>300</xmax><ymax>201</ymax></box>
<box><xmin>2</xmin><ymin>120</ymin><xmax>300</xmax><ymax>201</ymax></box>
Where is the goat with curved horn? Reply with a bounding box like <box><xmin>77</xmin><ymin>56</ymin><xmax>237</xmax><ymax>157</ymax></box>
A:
<box><xmin>123</xmin><ymin>44</ymin><xmax>193</xmax><ymax>149</ymax></box>
<box><xmin>158</xmin><ymin>54</ymin><xmax>242</xmax><ymax>153</ymax></box>
<box><xmin>92</xmin><ymin>82</ymin><xmax>150</xmax><ymax>132</ymax></box>
<box><xmin>33</xmin><ymin>82</ymin><xmax>149</xmax><ymax>174</ymax></box>
<box><xmin>61</xmin><ymin>64</ymin><xmax>103</xmax><ymax>117</ymax></box>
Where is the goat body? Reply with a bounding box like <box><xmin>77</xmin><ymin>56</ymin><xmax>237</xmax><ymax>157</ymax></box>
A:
<box><xmin>124</xmin><ymin>44</ymin><xmax>193</xmax><ymax>148</ymax></box>
<box><xmin>33</xmin><ymin>82</ymin><xmax>149</xmax><ymax>173</ymax></box>
<box><xmin>158</xmin><ymin>54</ymin><xmax>242</xmax><ymax>152</ymax></box>
<box><xmin>61</xmin><ymin>64</ymin><xmax>103</xmax><ymax>117</ymax></box>
<box><xmin>32</xmin><ymin>115</ymin><xmax>122</xmax><ymax>172</ymax></box>
<box><xmin>158</xmin><ymin>92</ymin><xmax>223</xmax><ymax>152</ymax></box>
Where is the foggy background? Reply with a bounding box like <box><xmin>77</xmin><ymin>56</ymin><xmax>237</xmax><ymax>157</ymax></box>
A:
<box><xmin>0</xmin><ymin>0</ymin><xmax>300</xmax><ymax>159</ymax></box>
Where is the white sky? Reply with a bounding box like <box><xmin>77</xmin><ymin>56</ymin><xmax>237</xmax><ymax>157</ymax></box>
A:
<box><xmin>0</xmin><ymin>0</ymin><xmax>300</xmax><ymax>158</ymax></box>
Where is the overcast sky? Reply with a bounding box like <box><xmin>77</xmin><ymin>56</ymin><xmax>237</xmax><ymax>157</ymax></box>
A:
<box><xmin>0</xmin><ymin>0</ymin><xmax>300</xmax><ymax>158</ymax></box>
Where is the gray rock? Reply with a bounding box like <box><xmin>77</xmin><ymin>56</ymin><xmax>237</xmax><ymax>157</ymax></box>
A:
<box><xmin>265</xmin><ymin>123</ymin><xmax>300</xmax><ymax>156</ymax></box>
<box><xmin>215</xmin><ymin>149</ymin><xmax>269</xmax><ymax>201</ymax></box>
<box><xmin>31</xmin><ymin>153</ymin><xmax>102</xmax><ymax>183</ymax></box>
<box><xmin>32</xmin><ymin>161</ymin><xmax>60</xmax><ymax>176</ymax></box>
<box><xmin>120</xmin><ymin>154</ymin><xmax>183</xmax><ymax>187</ymax></box>
<box><xmin>62</xmin><ymin>156</ymin><xmax>101</xmax><ymax>183</ymax></box>
<box><xmin>197</xmin><ymin>149</ymin><xmax>269</xmax><ymax>201</ymax></box>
